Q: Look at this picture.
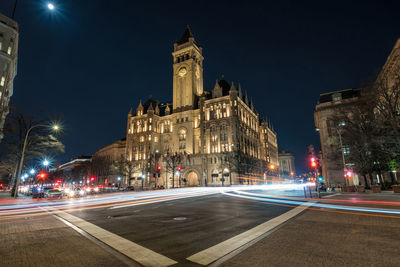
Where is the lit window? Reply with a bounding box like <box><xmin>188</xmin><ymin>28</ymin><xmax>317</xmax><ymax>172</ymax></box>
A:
<box><xmin>0</xmin><ymin>42</ymin><xmax>2</xmax><ymax>50</ymax></box>
<box><xmin>339</xmin><ymin>121</ymin><xmax>346</xmax><ymax>126</ymax></box>
<box><xmin>148</xmin><ymin>135</ymin><xmax>151</xmax><ymax>141</ymax></box>
<box><xmin>7</xmin><ymin>46</ymin><xmax>12</xmax><ymax>55</ymax></box>
<box><xmin>179</xmin><ymin>129</ymin><xmax>186</xmax><ymax>141</ymax></box>
<box><xmin>154</xmin><ymin>136</ymin><xmax>158</xmax><ymax>142</ymax></box>
<box><xmin>140</xmin><ymin>136</ymin><xmax>144</xmax><ymax>142</ymax></box>
<box><xmin>0</xmin><ymin>76</ymin><xmax>4</xmax><ymax>86</ymax></box>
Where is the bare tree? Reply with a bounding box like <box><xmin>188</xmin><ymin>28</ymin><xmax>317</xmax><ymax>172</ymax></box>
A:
<box><xmin>0</xmin><ymin>109</ymin><xmax>64</xmax><ymax>194</ymax></box>
<box><xmin>113</xmin><ymin>154</ymin><xmax>138</xmax><ymax>186</ymax></box>
<box><xmin>90</xmin><ymin>156</ymin><xmax>114</xmax><ymax>185</ymax></box>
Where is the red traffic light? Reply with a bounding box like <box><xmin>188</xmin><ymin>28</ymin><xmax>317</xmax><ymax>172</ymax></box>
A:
<box><xmin>311</xmin><ymin>161</ymin><xmax>317</xmax><ymax>168</ymax></box>
<box><xmin>90</xmin><ymin>177</ymin><xmax>95</xmax><ymax>182</ymax></box>
<box><xmin>38</xmin><ymin>172</ymin><xmax>47</xmax><ymax>180</ymax></box>
<box><xmin>157</xmin><ymin>165</ymin><xmax>162</xmax><ymax>171</ymax></box>
<box><xmin>177</xmin><ymin>166</ymin><xmax>181</xmax><ymax>171</ymax></box>
<box><xmin>56</xmin><ymin>180</ymin><xmax>62</xmax><ymax>183</ymax></box>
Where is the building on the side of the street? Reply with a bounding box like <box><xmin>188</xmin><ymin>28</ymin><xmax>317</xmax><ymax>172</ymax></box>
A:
<box><xmin>92</xmin><ymin>138</ymin><xmax>126</xmax><ymax>185</ymax></box>
<box><xmin>314</xmin><ymin>38</ymin><xmax>400</xmax><ymax>187</ymax></box>
<box><xmin>93</xmin><ymin>138</ymin><xmax>126</xmax><ymax>162</ymax></box>
<box><xmin>0</xmin><ymin>13</ymin><xmax>18</xmax><ymax>142</ymax></box>
<box><xmin>278</xmin><ymin>150</ymin><xmax>295</xmax><ymax>177</ymax></box>
<box><xmin>314</xmin><ymin>88</ymin><xmax>361</xmax><ymax>186</ymax></box>
<box><xmin>125</xmin><ymin>27</ymin><xmax>278</xmax><ymax>188</ymax></box>
<box><xmin>55</xmin><ymin>155</ymin><xmax>92</xmax><ymax>184</ymax></box>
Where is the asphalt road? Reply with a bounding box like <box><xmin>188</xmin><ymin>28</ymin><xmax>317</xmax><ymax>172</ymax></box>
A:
<box><xmin>68</xmin><ymin>193</ymin><xmax>295</xmax><ymax>266</ymax></box>
<box><xmin>1</xmin><ymin>188</ymin><xmax>400</xmax><ymax>267</ymax></box>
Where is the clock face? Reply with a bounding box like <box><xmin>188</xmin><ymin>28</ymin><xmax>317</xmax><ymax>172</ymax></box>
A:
<box><xmin>178</xmin><ymin>67</ymin><xmax>187</xmax><ymax>77</ymax></box>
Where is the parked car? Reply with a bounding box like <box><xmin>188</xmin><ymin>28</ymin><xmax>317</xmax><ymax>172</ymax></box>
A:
<box><xmin>45</xmin><ymin>189</ymin><xmax>62</xmax><ymax>199</ymax></box>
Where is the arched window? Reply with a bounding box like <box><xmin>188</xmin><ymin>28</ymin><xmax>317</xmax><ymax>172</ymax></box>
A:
<box><xmin>179</xmin><ymin>128</ymin><xmax>187</xmax><ymax>141</ymax></box>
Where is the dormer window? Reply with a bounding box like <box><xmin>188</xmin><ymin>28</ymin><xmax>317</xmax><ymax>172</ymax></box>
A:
<box><xmin>332</xmin><ymin>93</ymin><xmax>342</xmax><ymax>102</ymax></box>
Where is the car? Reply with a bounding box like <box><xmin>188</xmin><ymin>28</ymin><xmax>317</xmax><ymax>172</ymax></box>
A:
<box><xmin>31</xmin><ymin>187</ymin><xmax>44</xmax><ymax>198</ymax></box>
<box><xmin>125</xmin><ymin>186</ymin><xmax>135</xmax><ymax>191</ymax></box>
<box><xmin>67</xmin><ymin>188</ymin><xmax>86</xmax><ymax>198</ymax></box>
<box><xmin>44</xmin><ymin>189</ymin><xmax>62</xmax><ymax>199</ymax></box>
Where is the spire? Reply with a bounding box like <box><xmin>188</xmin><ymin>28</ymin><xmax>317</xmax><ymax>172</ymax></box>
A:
<box><xmin>238</xmin><ymin>83</ymin><xmax>243</xmax><ymax>99</ymax></box>
<box><xmin>137</xmin><ymin>100</ymin><xmax>143</xmax><ymax>109</ymax></box>
<box><xmin>229</xmin><ymin>82</ymin><xmax>236</xmax><ymax>92</ymax></box>
<box><xmin>147</xmin><ymin>103</ymin><xmax>154</xmax><ymax>113</ymax></box>
<box><xmin>245</xmin><ymin>91</ymin><xmax>249</xmax><ymax>105</ymax></box>
<box><xmin>128</xmin><ymin>108</ymin><xmax>133</xmax><ymax>116</ymax></box>
<box><xmin>155</xmin><ymin>104</ymin><xmax>160</xmax><ymax>115</ymax></box>
<box><xmin>177</xmin><ymin>26</ymin><xmax>194</xmax><ymax>45</ymax></box>
<box><xmin>165</xmin><ymin>104</ymin><xmax>171</xmax><ymax>115</ymax></box>
<box><xmin>136</xmin><ymin>100</ymin><xmax>143</xmax><ymax>115</ymax></box>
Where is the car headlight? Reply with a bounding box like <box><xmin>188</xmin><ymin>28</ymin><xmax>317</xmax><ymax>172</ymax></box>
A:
<box><xmin>79</xmin><ymin>190</ymin><xmax>85</xmax><ymax>196</ymax></box>
<box><xmin>94</xmin><ymin>187</ymin><xmax>99</xmax><ymax>192</ymax></box>
<box><xmin>85</xmin><ymin>188</ymin><xmax>91</xmax><ymax>192</ymax></box>
<box><xmin>69</xmin><ymin>191</ymin><xmax>75</xmax><ymax>197</ymax></box>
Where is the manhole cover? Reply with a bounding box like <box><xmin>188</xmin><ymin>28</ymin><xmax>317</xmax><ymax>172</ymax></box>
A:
<box><xmin>173</xmin><ymin>217</ymin><xmax>187</xmax><ymax>221</ymax></box>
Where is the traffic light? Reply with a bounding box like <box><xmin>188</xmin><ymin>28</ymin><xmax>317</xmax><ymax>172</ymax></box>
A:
<box><xmin>38</xmin><ymin>172</ymin><xmax>47</xmax><ymax>180</ymax></box>
<box><xmin>310</xmin><ymin>157</ymin><xmax>318</xmax><ymax>168</ymax></box>
<box><xmin>346</xmin><ymin>171</ymin><xmax>353</xmax><ymax>178</ymax></box>
<box><xmin>157</xmin><ymin>165</ymin><xmax>162</xmax><ymax>171</ymax></box>
<box><xmin>56</xmin><ymin>180</ymin><xmax>62</xmax><ymax>184</ymax></box>
<box><xmin>177</xmin><ymin>166</ymin><xmax>181</xmax><ymax>171</ymax></box>
<box><xmin>90</xmin><ymin>177</ymin><xmax>95</xmax><ymax>182</ymax></box>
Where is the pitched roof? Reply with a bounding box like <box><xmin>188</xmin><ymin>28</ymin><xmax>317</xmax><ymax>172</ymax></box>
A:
<box><xmin>177</xmin><ymin>26</ymin><xmax>194</xmax><ymax>45</ymax></box>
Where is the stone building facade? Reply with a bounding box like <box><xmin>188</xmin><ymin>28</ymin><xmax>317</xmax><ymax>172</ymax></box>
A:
<box><xmin>314</xmin><ymin>88</ymin><xmax>361</xmax><ymax>186</ymax></box>
<box><xmin>0</xmin><ymin>13</ymin><xmax>18</xmax><ymax>142</ymax></box>
<box><xmin>278</xmin><ymin>150</ymin><xmax>295</xmax><ymax>177</ymax></box>
<box><xmin>314</xmin><ymin>38</ymin><xmax>400</xmax><ymax>186</ymax></box>
<box><xmin>125</xmin><ymin>27</ymin><xmax>278</xmax><ymax>188</ymax></box>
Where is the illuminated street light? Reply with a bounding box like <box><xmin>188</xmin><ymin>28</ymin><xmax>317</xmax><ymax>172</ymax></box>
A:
<box><xmin>117</xmin><ymin>177</ymin><xmax>121</xmax><ymax>181</ymax></box>
<box><xmin>47</xmin><ymin>2</ymin><xmax>55</xmax><ymax>10</ymax></box>
<box><xmin>43</xmin><ymin>159</ymin><xmax>50</xmax><ymax>166</ymax></box>
<box><xmin>30</xmin><ymin>169</ymin><xmax>36</xmax><ymax>175</ymax></box>
<box><xmin>269</xmin><ymin>164</ymin><xmax>275</xmax><ymax>170</ymax></box>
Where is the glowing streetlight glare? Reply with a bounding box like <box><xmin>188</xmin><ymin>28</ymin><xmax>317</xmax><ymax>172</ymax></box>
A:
<box><xmin>52</xmin><ymin>124</ymin><xmax>60</xmax><ymax>131</ymax></box>
<box><xmin>269</xmin><ymin>164</ymin><xmax>275</xmax><ymax>170</ymax></box>
<box><xmin>30</xmin><ymin>169</ymin><xmax>36</xmax><ymax>175</ymax></box>
<box><xmin>47</xmin><ymin>3</ymin><xmax>55</xmax><ymax>10</ymax></box>
<box><xmin>43</xmin><ymin>159</ymin><xmax>50</xmax><ymax>166</ymax></box>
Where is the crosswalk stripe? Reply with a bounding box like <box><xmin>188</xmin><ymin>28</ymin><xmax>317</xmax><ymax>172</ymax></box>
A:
<box><xmin>55</xmin><ymin>210</ymin><xmax>177</xmax><ymax>267</ymax></box>
<box><xmin>187</xmin><ymin>202</ymin><xmax>313</xmax><ymax>266</ymax></box>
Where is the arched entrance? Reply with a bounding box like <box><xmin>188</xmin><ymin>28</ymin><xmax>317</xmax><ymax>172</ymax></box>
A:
<box><xmin>186</xmin><ymin>171</ymin><xmax>199</xmax><ymax>186</ymax></box>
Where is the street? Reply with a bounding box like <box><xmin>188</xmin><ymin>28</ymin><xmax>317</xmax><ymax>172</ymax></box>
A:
<box><xmin>1</xmin><ymin>186</ymin><xmax>400</xmax><ymax>266</ymax></box>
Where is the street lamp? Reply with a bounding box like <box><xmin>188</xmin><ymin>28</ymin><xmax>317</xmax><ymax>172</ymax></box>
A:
<box><xmin>30</xmin><ymin>169</ymin><xmax>36</xmax><ymax>175</ymax></box>
<box><xmin>47</xmin><ymin>2</ymin><xmax>55</xmax><ymax>10</ymax></box>
<box><xmin>43</xmin><ymin>159</ymin><xmax>50</xmax><ymax>167</ymax></box>
<box><xmin>13</xmin><ymin>123</ymin><xmax>60</xmax><ymax>198</ymax></box>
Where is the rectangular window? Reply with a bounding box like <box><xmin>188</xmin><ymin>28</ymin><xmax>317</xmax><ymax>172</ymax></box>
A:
<box><xmin>7</xmin><ymin>46</ymin><xmax>12</xmax><ymax>55</ymax></box>
<box><xmin>0</xmin><ymin>76</ymin><xmax>4</xmax><ymax>86</ymax></box>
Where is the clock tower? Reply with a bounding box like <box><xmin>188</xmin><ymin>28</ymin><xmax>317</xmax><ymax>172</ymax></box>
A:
<box><xmin>172</xmin><ymin>27</ymin><xmax>204</xmax><ymax>112</ymax></box>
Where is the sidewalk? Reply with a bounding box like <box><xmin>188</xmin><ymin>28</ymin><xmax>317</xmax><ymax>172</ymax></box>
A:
<box><xmin>0</xmin><ymin>191</ymin><xmax>29</xmax><ymax>200</ymax></box>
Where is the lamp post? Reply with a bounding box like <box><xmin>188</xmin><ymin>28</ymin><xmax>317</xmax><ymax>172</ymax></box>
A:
<box><xmin>13</xmin><ymin>124</ymin><xmax>59</xmax><ymax>198</ymax></box>
<box><xmin>336</xmin><ymin>127</ymin><xmax>348</xmax><ymax>186</ymax></box>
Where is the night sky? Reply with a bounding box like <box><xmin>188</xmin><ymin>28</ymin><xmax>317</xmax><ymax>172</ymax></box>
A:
<box><xmin>1</xmin><ymin>0</ymin><xmax>399</xmax><ymax>173</ymax></box>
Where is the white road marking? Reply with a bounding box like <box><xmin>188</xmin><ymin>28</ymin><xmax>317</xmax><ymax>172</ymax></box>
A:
<box><xmin>187</xmin><ymin>202</ymin><xmax>313</xmax><ymax>266</ymax></box>
<box><xmin>324</xmin><ymin>193</ymin><xmax>341</xmax><ymax>198</ymax></box>
<box><xmin>54</xmin><ymin>210</ymin><xmax>177</xmax><ymax>267</ymax></box>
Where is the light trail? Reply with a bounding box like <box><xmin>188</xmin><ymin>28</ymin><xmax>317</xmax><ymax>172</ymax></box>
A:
<box><xmin>224</xmin><ymin>190</ymin><xmax>400</xmax><ymax>215</ymax></box>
